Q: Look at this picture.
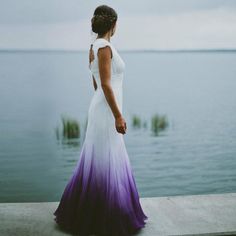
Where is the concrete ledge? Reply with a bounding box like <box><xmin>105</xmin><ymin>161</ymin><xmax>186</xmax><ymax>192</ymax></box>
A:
<box><xmin>0</xmin><ymin>192</ymin><xmax>236</xmax><ymax>236</ymax></box>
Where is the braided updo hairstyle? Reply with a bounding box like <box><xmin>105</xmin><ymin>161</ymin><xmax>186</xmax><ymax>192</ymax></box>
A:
<box><xmin>91</xmin><ymin>5</ymin><xmax>118</xmax><ymax>37</ymax></box>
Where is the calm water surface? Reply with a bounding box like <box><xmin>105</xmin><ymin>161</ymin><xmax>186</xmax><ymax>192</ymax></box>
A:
<box><xmin>0</xmin><ymin>50</ymin><xmax>236</xmax><ymax>202</ymax></box>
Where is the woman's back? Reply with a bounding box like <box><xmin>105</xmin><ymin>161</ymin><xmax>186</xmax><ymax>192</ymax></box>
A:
<box><xmin>89</xmin><ymin>38</ymin><xmax>126</xmax><ymax>90</ymax></box>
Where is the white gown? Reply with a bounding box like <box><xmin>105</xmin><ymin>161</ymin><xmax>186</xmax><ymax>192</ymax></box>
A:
<box><xmin>54</xmin><ymin>38</ymin><xmax>148</xmax><ymax>236</ymax></box>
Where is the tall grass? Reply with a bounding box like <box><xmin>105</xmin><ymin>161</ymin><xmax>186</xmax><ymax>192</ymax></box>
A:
<box><xmin>131</xmin><ymin>113</ymin><xmax>168</xmax><ymax>136</ymax></box>
<box><xmin>132</xmin><ymin>114</ymin><xmax>142</xmax><ymax>128</ymax></box>
<box><xmin>62</xmin><ymin>116</ymin><xmax>80</xmax><ymax>139</ymax></box>
<box><xmin>151</xmin><ymin>113</ymin><xmax>168</xmax><ymax>136</ymax></box>
<box><xmin>55</xmin><ymin>115</ymin><xmax>81</xmax><ymax>140</ymax></box>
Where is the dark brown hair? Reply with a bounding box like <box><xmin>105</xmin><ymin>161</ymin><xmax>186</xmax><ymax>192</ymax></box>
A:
<box><xmin>91</xmin><ymin>5</ymin><xmax>118</xmax><ymax>37</ymax></box>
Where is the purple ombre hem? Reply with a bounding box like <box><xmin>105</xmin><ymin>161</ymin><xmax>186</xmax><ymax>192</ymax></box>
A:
<box><xmin>53</xmin><ymin>141</ymin><xmax>148</xmax><ymax>236</ymax></box>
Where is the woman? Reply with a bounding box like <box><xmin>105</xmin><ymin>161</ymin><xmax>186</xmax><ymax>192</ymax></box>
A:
<box><xmin>53</xmin><ymin>5</ymin><xmax>148</xmax><ymax>236</ymax></box>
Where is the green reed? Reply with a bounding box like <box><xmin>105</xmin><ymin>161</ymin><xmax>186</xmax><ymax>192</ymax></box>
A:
<box><xmin>61</xmin><ymin>115</ymin><xmax>80</xmax><ymax>139</ymax></box>
<box><xmin>151</xmin><ymin>113</ymin><xmax>168</xmax><ymax>136</ymax></box>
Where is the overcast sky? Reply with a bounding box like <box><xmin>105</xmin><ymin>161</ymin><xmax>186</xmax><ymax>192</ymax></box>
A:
<box><xmin>0</xmin><ymin>0</ymin><xmax>236</xmax><ymax>50</ymax></box>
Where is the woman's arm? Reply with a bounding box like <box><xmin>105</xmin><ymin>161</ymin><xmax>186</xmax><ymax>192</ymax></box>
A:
<box><xmin>98</xmin><ymin>46</ymin><xmax>121</xmax><ymax>119</ymax></box>
<box><xmin>98</xmin><ymin>46</ymin><xmax>127</xmax><ymax>134</ymax></box>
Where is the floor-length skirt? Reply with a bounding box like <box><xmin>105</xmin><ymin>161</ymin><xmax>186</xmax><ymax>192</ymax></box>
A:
<box><xmin>53</xmin><ymin>88</ymin><xmax>148</xmax><ymax>236</ymax></box>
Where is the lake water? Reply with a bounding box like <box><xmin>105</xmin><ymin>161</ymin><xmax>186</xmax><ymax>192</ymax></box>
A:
<box><xmin>0</xmin><ymin>50</ymin><xmax>236</xmax><ymax>203</ymax></box>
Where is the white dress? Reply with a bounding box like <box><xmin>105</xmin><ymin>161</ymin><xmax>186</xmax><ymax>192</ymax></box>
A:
<box><xmin>54</xmin><ymin>38</ymin><xmax>148</xmax><ymax>236</ymax></box>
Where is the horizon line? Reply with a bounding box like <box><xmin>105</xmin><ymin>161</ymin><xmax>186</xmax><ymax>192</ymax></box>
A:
<box><xmin>0</xmin><ymin>48</ymin><xmax>236</xmax><ymax>53</ymax></box>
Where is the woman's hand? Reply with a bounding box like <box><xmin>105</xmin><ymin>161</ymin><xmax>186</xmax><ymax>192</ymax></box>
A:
<box><xmin>115</xmin><ymin>115</ymin><xmax>127</xmax><ymax>134</ymax></box>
